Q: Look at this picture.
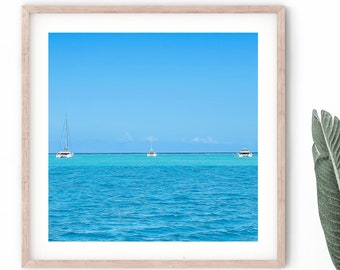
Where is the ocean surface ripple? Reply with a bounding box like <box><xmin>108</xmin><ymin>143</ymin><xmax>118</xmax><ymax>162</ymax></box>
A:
<box><xmin>49</xmin><ymin>153</ymin><xmax>258</xmax><ymax>242</ymax></box>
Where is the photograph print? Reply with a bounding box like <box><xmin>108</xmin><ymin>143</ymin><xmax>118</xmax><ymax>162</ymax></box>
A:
<box><xmin>48</xmin><ymin>32</ymin><xmax>258</xmax><ymax>242</ymax></box>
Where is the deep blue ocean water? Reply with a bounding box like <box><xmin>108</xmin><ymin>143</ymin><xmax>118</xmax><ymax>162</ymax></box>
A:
<box><xmin>48</xmin><ymin>153</ymin><xmax>258</xmax><ymax>242</ymax></box>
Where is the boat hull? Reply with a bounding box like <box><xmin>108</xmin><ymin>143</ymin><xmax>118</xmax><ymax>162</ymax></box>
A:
<box><xmin>56</xmin><ymin>152</ymin><xmax>74</xmax><ymax>158</ymax></box>
<box><xmin>237</xmin><ymin>153</ymin><xmax>253</xmax><ymax>157</ymax></box>
<box><xmin>237</xmin><ymin>148</ymin><xmax>253</xmax><ymax>157</ymax></box>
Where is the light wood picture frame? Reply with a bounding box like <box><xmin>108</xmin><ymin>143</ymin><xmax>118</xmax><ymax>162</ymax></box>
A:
<box><xmin>22</xmin><ymin>5</ymin><xmax>285</xmax><ymax>268</ymax></box>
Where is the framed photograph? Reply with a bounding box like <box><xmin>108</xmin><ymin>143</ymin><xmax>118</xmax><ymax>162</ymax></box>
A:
<box><xmin>22</xmin><ymin>5</ymin><xmax>285</xmax><ymax>268</ymax></box>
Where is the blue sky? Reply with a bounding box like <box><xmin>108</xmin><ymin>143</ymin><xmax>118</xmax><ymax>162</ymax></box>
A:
<box><xmin>49</xmin><ymin>33</ymin><xmax>258</xmax><ymax>153</ymax></box>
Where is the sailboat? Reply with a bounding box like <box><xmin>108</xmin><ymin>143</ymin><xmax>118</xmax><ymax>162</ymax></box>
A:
<box><xmin>56</xmin><ymin>115</ymin><xmax>74</xmax><ymax>158</ymax></box>
<box><xmin>146</xmin><ymin>137</ymin><xmax>157</xmax><ymax>157</ymax></box>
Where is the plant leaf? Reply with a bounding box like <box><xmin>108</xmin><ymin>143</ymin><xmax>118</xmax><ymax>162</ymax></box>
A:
<box><xmin>312</xmin><ymin>110</ymin><xmax>340</xmax><ymax>270</ymax></box>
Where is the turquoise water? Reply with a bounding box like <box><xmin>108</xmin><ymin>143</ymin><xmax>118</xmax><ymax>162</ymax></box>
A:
<box><xmin>49</xmin><ymin>153</ymin><xmax>258</xmax><ymax>241</ymax></box>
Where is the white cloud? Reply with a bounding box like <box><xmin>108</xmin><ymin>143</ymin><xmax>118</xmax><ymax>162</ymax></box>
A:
<box><xmin>120</xmin><ymin>132</ymin><xmax>133</xmax><ymax>142</ymax></box>
<box><xmin>192</xmin><ymin>136</ymin><xmax>218</xmax><ymax>144</ymax></box>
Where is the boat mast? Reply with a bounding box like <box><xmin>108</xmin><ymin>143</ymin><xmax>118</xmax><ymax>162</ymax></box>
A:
<box><xmin>65</xmin><ymin>114</ymin><xmax>69</xmax><ymax>150</ymax></box>
<box><xmin>150</xmin><ymin>137</ymin><xmax>153</xmax><ymax>151</ymax></box>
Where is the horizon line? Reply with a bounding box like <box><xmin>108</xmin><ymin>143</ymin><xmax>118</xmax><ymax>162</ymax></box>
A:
<box><xmin>49</xmin><ymin>151</ymin><xmax>258</xmax><ymax>155</ymax></box>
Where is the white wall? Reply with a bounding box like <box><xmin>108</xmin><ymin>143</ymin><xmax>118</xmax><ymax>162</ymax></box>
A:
<box><xmin>1</xmin><ymin>0</ymin><xmax>339</xmax><ymax>269</ymax></box>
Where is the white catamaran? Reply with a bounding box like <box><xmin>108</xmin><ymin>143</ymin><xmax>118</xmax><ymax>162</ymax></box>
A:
<box><xmin>147</xmin><ymin>137</ymin><xmax>157</xmax><ymax>157</ymax></box>
<box><xmin>237</xmin><ymin>148</ymin><xmax>253</xmax><ymax>158</ymax></box>
<box><xmin>56</xmin><ymin>116</ymin><xmax>74</xmax><ymax>158</ymax></box>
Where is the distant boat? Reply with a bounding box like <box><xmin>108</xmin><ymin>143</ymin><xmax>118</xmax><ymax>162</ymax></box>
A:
<box><xmin>147</xmin><ymin>137</ymin><xmax>157</xmax><ymax>157</ymax></box>
<box><xmin>56</xmin><ymin>115</ymin><xmax>74</xmax><ymax>158</ymax></box>
<box><xmin>238</xmin><ymin>148</ymin><xmax>253</xmax><ymax>158</ymax></box>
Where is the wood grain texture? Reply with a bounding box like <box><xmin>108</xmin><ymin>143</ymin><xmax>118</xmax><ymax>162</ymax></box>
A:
<box><xmin>22</xmin><ymin>5</ymin><xmax>285</xmax><ymax>268</ymax></box>
<box><xmin>276</xmin><ymin>6</ymin><xmax>286</xmax><ymax>267</ymax></box>
<box><xmin>23</xmin><ymin>5</ymin><xmax>284</xmax><ymax>14</ymax></box>
<box><xmin>21</xmin><ymin>6</ymin><xmax>31</xmax><ymax>268</ymax></box>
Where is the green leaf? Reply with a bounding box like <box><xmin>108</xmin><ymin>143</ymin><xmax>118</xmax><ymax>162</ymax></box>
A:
<box><xmin>312</xmin><ymin>110</ymin><xmax>340</xmax><ymax>270</ymax></box>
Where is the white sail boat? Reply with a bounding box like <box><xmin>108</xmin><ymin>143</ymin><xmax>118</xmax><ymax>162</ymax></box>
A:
<box><xmin>56</xmin><ymin>115</ymin><xmax>74</xmax><ymax>158</ymax></box>
<box><xmin>146</xmin><ymin>137</ymin><xmax>157</xmax><ymax>157</ymax></box>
